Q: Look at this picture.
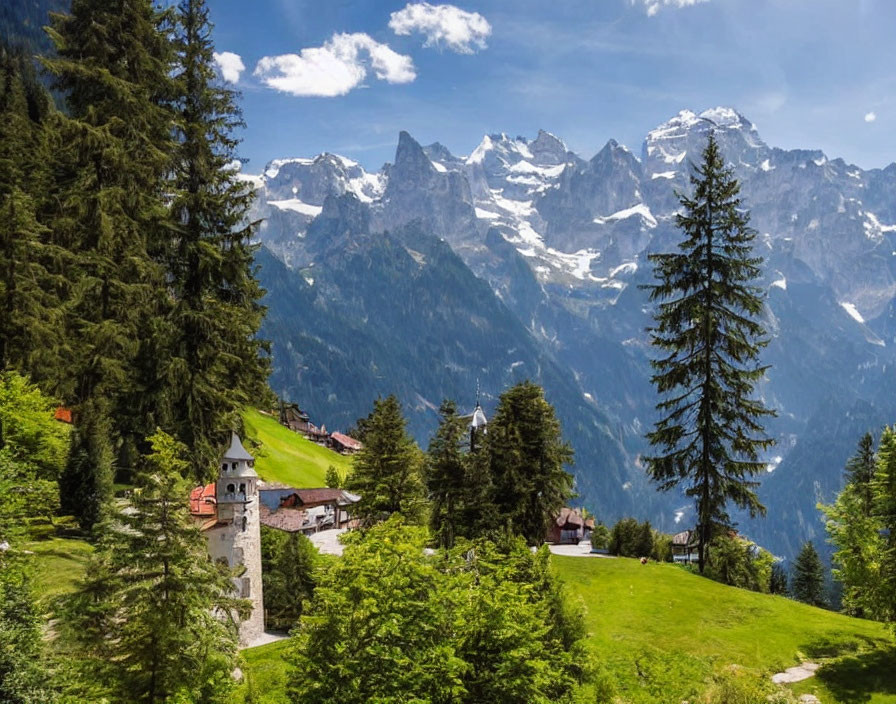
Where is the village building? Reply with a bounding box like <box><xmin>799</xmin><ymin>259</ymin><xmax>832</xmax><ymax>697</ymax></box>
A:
<box><xmin>547</xmin><ymin>507</ymin><xmax>595</xmax><ymax>544</ymax></box>
<box><xmin>671</xmin><ymin>529</ymin><xmax>700</xmax><ymax>563</ymax></box>
<box><xmin>258</xmin><ymin>483</ymin><xmax>359</xmax><ymax>535</ymax></box>
<box><xmin>329</xmin><ymin>431</ymin><xmax>362</xmax><ymax>455</ymax></box>
<box><xmin>279</xmin><ymin>402</ymin><xmax>311</xmax><ymax>433</ymax></box>
<box><xmin>189</xmin><ymin>433</ymin><xmax>265</xmax><ymax>646</ymax></box>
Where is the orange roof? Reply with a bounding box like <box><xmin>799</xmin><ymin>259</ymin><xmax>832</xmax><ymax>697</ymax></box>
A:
<box><xmin>54</xmin><ymin>407</ymin><xmax>73</xmax><ymax>423</ymax></box>
<box><xmin>189</xmin><ymin>483</ymin><xmax>217</xmax><ymax>517</ymax></box>
<box><xmin>330</xmin><ymin>432</ymin><xmax>362</xmax><ymax>450</ymax></box>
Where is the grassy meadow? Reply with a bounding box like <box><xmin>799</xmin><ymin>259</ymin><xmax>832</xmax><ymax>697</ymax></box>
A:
<box><xmin>241</xmin><ymin>408</ymin><xmax>353</xmax><ymax>487</ymax></box>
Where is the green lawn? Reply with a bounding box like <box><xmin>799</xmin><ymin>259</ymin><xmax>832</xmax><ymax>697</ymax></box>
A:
<box><xmin>555</xmin><ymin>555</ymin><xmax>895</xmax><ymax>703</ymax></box>
<box><xmin>237</xmin><ymin>640</ymin><xmax>291</xmax><ymax>704</ymax></box>
<box><xmin>24</xmin><ymin>537</ymin><xmax>93</xmax><ymax>604</ymax></box>
<box><xmin>241</xmin><ymin>408</ymin><xmax>353</xmax><ymax>487</ymax></box>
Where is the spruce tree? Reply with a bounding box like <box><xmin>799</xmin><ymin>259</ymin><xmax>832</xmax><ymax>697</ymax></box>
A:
<box><xmin>643</xmin><ymin>133</ymin><xmax>775</xmax><ymax>573</ymax></box>
<box><xmin>873</xmin><ymin>426</ymin><xmax>896</xmax><ymax>625</ymax></box>
<box><xmin>164</xmin><ymin>0</ymin><xmax>269</xmax><ymax>482</ymax></box>
<box><xmin>43</xmin><ymin>0</ymin><xmax>176</xmax><ymax>526</ymax></box>
<box><xmin>0</xmin><ymin>44</ymin><xmax>62</xmax><ymax>380</ymax></box>
<box><xmin>847</xmin><ymin>432</ymin><xmax>876</xmax><ymax>511</ymax></box>
<box><xmin>791</xmin><ymin>541</ymin><xmax>827</xmax><ymax>608</ymax></box>
<box><xmin>61</xmin><ymin>430</ymin><xmax>245</xmax><ymax>702</ymax></box>
<box><xmin>487</xmin><ymin>381</ymin><xmax>573</xmax><ymax>545</ymax></box>
<box><xmin>769</xmin><ymin>562</ymin><xmax>789</xmax><ymax>596</ymax></box>
<box><xmin>345</xmin><ymin>395</ymin><xmax>426</xmax><ymax>526</ymax></box>
<box><xmin>426</xmin><ymin>399</ymin><xmax>468</xmax><ymax>547</ymax></box>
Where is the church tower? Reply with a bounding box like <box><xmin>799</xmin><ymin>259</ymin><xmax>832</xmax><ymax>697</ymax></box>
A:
<box><xmin>207</xmin><ymin>433</ymin><xmax>264</xmax><ymax>646</ymax></box>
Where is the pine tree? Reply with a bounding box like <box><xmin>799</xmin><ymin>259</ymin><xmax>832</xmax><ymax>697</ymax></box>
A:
<box><xmin>43</xmin><ymin>0</ymin><xmax>176</xmax><ymax>526</ymax></box>
<box><xmin>0</xmin><ymin>44</ymin><xmax>62</xmax><ymax>380</ymax></box>
<box><xmin>769</xmin><ymin>562</ymin><xmax>789</xmax><ymax>595</ymax></box>
<box><xmin>426</xmin><ymin>399</ymin><xmax>468</xmax><ymax>548</ymax></box>
<box><xmin>487</xmin><ymin>381</ymin><xmax>574</xmax><ymax>545</ymax></box>
<box><xmin>61</xmin><ymin>430</ymin><xmax>245</xmax><ymax>702</ymax></box>
<box><xmin>345</xmin><ymin>395</ymin><xmax>426</xmax><ymax>526</ymax></box>
<box><xmin>791</xmin><ymin>541</ymin><xmax>827</xmax><ymax>608</ymax></box>
<box><xmin>847</xmin><ymin>431</ymin><xmax>876</xmax><ymax>511</ymax></box>
<box><xmin>643</xmin><ymin>133</ymin><xmax>776</xmax><ymax>573</ymax></box>
<box><xmin>163</xmin><ymin>0</ymin><xmax>269</xmax><ymax>482</ymax></box>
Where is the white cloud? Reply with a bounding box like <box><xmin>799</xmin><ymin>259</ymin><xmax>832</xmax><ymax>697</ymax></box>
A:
<box><xmin>254</xmin><ymin>33</ymin><xmax>415</xmax><ymax>97</ymax></box>
<box><xmin>865</xmin><ymin>111</ymin><xmax>877</xmax><ymax>123</ymax></box>
<box><xmin>634</xmin><ymin>0</ymin><xmax>711</xmax><ymax>17</ymax></box>
<box><xmin>389</xmin><ymin>2</ymin><xmax>491</xmax><ymax>54</ymax></box>
<box><xmin>213</xmin><ymin>51</ymin><xmax>245</xmax><ymax>83</ymax></box>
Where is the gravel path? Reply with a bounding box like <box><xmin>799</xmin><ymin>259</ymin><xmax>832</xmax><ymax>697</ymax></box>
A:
<box><xmin>546</xmin><ymin>540</ymin><xmax>615</xmax><ymax>557</ymax></box>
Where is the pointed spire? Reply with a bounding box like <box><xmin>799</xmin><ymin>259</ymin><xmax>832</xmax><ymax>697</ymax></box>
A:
<box><xmin>224</xmin><ymin>432</ymin><xmax>254</xmax><ymax>462</ymax></box>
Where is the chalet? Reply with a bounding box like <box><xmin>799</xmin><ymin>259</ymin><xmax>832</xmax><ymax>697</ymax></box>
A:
<box><xmin>257</xmin><ymin>482</ymin><xmax>359</xmax><ymax>535</ymax></box>
<box><xmin>671</xmin><ymin>529</ymin><xmax>700</xmax><ymax>563</ymax></box>
<box><xmin>329</xmin><ymin>431</ymin><xmax>362</xmax><ymax>455</ymax></box>
<box><xmin>547</xmin><ymin>507</ymin><xmax>595</xmax><ymax>544</ymax></box>
<box><xmin>279</xmin><ymin>403</ymin><xmax>311</xmax><ymax>433</ymax></box>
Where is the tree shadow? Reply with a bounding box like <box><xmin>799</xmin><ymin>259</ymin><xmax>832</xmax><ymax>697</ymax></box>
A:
<box><xmin>807</xmin><ymin>646</ymin><xmax>896</xmax><ymax>704</ymax></box>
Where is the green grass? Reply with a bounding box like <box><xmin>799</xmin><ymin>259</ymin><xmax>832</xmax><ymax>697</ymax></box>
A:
<box><xmin>236</xmin><ymin>640</ymin><xmax>291</xmax><ymax>704</ymax></box>
<box><xmin>555</xmin><ymin>555</ymin><xmax>895</xmax><ymax>703</ymax></box>
<box><xmin>24</xmin><ymin>537</ymin><xmax>93</xmax><ymax>604</ymax></box>
<box><xmin>233</xmin><ymin>553</ymin><xmax>896</xmax><ymax>704</ymax></box>
<box><xmin>241</xmin><ymin>408</ymin><xmax>353</xmax><ymax>487</ymax></box>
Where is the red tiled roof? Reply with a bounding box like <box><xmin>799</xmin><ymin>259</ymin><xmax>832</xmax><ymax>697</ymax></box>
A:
<box><xmin>330</xmin><ymin>432</ymin><xmax>362</xmax><ymax>451</ymax></box>
<box><xmin>54</xmin><ymin>407</ymin><xmax>73</xmax><ymax>423</ymax></box>
<box><xmin>189</xmin><ymin>483</ymin><xmax>217</xmax><ymax>517</ymax></box>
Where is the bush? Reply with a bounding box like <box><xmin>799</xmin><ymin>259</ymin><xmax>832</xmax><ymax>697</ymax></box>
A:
<box><xmin>699</xmin><ymin>665</ymin><xmax>797</xmax><ymax>703</ymax></box>
<box><xmin>651</xmin><ymin>531</ymin><xmax>673</xmax><ymax>563</ymax></box>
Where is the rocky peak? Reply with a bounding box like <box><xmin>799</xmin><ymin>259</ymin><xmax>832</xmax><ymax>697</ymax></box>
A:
<box><xmin>530</xmin><ymin>129</ymin><xmax>568</xmax><ymax>165</ymax></box>
<box><xmin>392</xmin><ymin>131</ymin><xmax>436</xmax><ymax>182</ymax></box>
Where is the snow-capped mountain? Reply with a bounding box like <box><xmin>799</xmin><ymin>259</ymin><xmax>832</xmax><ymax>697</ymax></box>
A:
<box><xmin>247</xmin><ymin>107</ymin><xmax>896</xmax><ymax>560</ymax></box>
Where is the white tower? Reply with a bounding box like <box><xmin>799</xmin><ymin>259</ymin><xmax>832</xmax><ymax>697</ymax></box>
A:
<box><xmin>207</xmin><ymin>433</ymin><xmax>265</xmax><ymax>646</ymax></box>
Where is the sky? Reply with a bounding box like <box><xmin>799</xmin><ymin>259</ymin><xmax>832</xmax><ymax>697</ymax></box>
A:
<box><xmin>208</xmin><ymin>0</ymin><xmax>896</xmax><ymax>174</ymax></box>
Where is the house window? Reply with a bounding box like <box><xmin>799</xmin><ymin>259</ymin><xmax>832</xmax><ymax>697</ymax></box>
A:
<box><xmin>239</xmin><ymin>483</ymin><xmax>246</xmax><ymax>494</ymax></box>
<box><xmin>227</xmin><ymin>483</ymin><xmax>235</xmax><ymax>493</ymax></box>
<box><xmin>241</xmin><ymin>516</ymin><xmax>247</xmax><ymax>532</ymax></box>
<box><xmin>239</xmin><ymin>577</ymin><xmax>251</xmax><ymax>598</ymax></box>
<box><xmin>221</xmin><ymin>463</ymin><xmax>227</xmax><ymax>471</ymax></box>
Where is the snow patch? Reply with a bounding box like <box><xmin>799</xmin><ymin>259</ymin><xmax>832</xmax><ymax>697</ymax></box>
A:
<box><xmin>593</xmin><ymin>204</ymin><xmax>657</xmax><ymax>228</ymax></box>
<box><xmin>430</xmin><ymin>159</ymin><xmax>447</xmax><ymax>173</ymax></box>
<box><xmin>766</xmin><ymin>456</ymin><xmax>783</xmax><ymax>473</ymax></box>
<box><xmin>268</xmin><ymin>199</ymin><xmax>323</xmax><ymax>217</ymax></box>
<box><xmin>840</xmin><ymin>301</ymin><xmax>865</xmax><ymax>324</ymax></box>
<box><xmin>651</xmin><ymin>170</ymin><xmax>677</xmax><ymax>180</ymax></box>
<box><xmin>760</xmin><ymin>159</ymin><xmax>774</xmax><ymax>172</ymax></box>
<box><xmin>474</xmin><ymin>207</ymin><xmax>500</xmax><ymax>220</ymax></box>
<box><xmin>610</xmin><ymin>261</ymin><xmax>638</xmax><ymax>277</ymax></box>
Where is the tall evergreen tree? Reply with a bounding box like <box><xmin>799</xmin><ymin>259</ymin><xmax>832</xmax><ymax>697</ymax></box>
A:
<box><xmin>426</xmin><ymin>399</ymin><xmax>468</xmax><ymax>548</ymax></box>
<box><xmin>791</xmin><ymin>541</ymin><xmax>827</xmax><ymax>608</ymax></box>
<box><xmin>43</xmin><ymin>0</ymin><xmax>176</xmax><ymax>526</ymax></box>
<box><xmin>847</xmin><ymin>431</ymin><xmax>876</xmax><ymax>510</ymax></box>
<box><xmin>0</xmin><ymin>44</ymin><xmax>62</xmax><ymax>380</ymax></box>
<box><xmin>643</xmin><ymin>133</ymin><xmax>776</xmax><ymax>573</ymax></box>
<box><xmin>61</xmin><ymin>430</ymin><xmax>245</xmax><ymax>703</ymax></box>
<box><xmin>345</xmin><ymin>395</ymin><xmax>426</xmax><ymax>526</ymax></box>
<box><xmin>163</xmin><ymin>0</ymin><xmax>269</xmax><ymax>482</ymax></box>
<box><xmin>487</xmin><ymin>381</ymin><xmax>574</xmax><ymax>545</ymax></box>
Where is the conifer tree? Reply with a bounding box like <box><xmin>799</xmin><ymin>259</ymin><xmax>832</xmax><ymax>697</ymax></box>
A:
<box><xmin>873</xmin><ymin>426</ymin><xmax>896</xmax><ymax>625</ymax></box>
<box><xmin>163</xmin><ymin>0</ymin><xmax>269</xmax><ymax>482</ymax></box>
<box><xmin>43</xmin><ymin>0</ymin><xmax>176</xmax><ymax>526</ymax></box>
<box><xmin>345</xmin><ymin>395</ymin><xmax>426</xmax><ymax>525</ymax></box>
<box><xmin>61</xmin><ymin>430</ymin><xmax>245</xmax><ymax>703</ymax></box>
<box><xmin>0</xmin><ymin>44</ymin><xmax>62</xmax><ymax>380</ymax></box>
<box><xmin>487</xmin><ymin>381</ymin><xmax>573</xmax><ymax>545</ymax></box>
<box><xmin>847</xmin><ymin>431</ymin><xmax>876</xmax><ymax>510</ymax></box>
<box><xmin>791</xmin><ymin>541</ymin><xmax>827</xmax><ymax>608</ymax></box>
<box><xmin>643</xmin><ymin>133</ymin><xmax>775</xmax><ymax>573</ymax></box>
<box><xmin>426</xmin><ymin>399</ymin><xmax>468</xmax><ymax>547</ymax></box>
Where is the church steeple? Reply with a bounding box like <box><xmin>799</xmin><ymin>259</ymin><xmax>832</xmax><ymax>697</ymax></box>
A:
<box><xmin>469</xmin><ymin>381</ymin><xmax>487</xmax><ymax>452</ymax></box>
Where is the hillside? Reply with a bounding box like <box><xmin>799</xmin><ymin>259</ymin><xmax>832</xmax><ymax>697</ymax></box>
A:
<box><xmin>241</xmin><ymin>408</ymin><xmax>353</xmax><ymax>487</ymax></box>
<box><xmin>238</xmin><ymin>556</ymin><xmax>895</xmax><ymax>704</ymax></box>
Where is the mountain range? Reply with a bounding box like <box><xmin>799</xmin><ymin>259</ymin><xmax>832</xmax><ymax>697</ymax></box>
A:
<box><xmin>246</xmin><ymin>106</ymin><xmax>896</xmax><ymax>562</ymax></box>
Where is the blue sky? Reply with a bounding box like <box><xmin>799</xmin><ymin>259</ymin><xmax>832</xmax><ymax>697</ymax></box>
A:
<box><xmin>209</xmin><ymin>0</ymin><xmax>896</xmax><ymax>174</ymax></box>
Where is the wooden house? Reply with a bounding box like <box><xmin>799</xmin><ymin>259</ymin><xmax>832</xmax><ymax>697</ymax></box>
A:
<box><xmin>547</xmin><ymin>507</ymin><xmax>595</xmax><ymax>544</ymax></box>
<box><xmin>671</xmin><ymin>529</ymin><xmax>700</xmax><ymax>563</ymax></box>
<box><xmin>279</xmin><ymin>403</ymin><xmax>312</xmax><ymax>433</ymax></box>
<box><xmin>329</xmin><ymin>431</ymin><xmax>362</xmax><ymax>455</ymax></box>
